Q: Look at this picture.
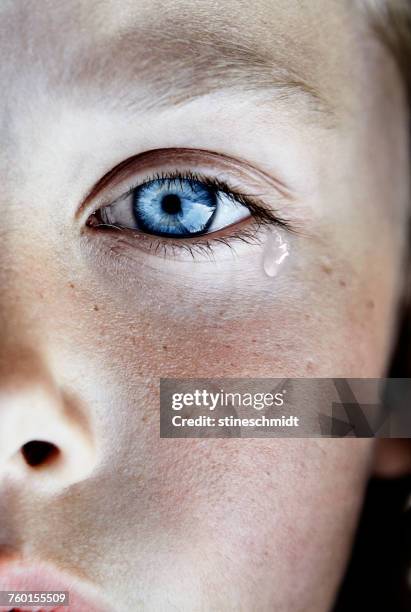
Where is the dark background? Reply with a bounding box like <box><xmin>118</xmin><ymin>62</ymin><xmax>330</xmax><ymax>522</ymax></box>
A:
<box><xmin>334</xmin><ymin>307</ymin><xmax>411</xmax><ymax>612</ymax></box>
<box><xmin>333</xmin><ymin>475</ymin><xmax>411</xmax><ymax>612</ymax></box>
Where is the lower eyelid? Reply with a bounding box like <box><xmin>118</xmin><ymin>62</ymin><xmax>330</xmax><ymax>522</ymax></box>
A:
<box><xmin>86</xmin><ymin>194</ymin><xmax>292</xmax><ymax>266</ymax></box>
<box><xmin>109</xmin><ymin>214</ymin><xmax>265</xmax><ymax>252</ymax></box>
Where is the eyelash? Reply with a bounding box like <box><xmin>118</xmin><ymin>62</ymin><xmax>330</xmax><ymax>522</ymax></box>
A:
<box><xmin>87</xmin><ymin>169</ymin><xmax>293</xmax><ymax>259</ymax></box>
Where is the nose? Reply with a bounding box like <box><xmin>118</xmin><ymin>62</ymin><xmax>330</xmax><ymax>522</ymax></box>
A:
<box><xmin>0</xmin><ymin>347</ymin><xmax>96</xmax><ymax>491</ymax></box>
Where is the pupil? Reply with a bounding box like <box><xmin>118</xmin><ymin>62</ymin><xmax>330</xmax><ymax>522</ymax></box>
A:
<box><xmin>161</xmin><ymin>193</ymin><xmax>182</xmax><ymax>215</ymax></box>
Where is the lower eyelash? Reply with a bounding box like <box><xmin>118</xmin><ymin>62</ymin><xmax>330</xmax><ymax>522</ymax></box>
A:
<box><xmin>89</xmin><ymin>216</ymin><xmax>270</xmax><ymax>262</ymax></box>
<box><xmin>141</xmin><ymin>224</ymin><xmax>266</xmax><ymax>260</ymax></box>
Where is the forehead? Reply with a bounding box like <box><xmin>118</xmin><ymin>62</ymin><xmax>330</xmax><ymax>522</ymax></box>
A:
<box><xmin>0</xmin><ymin>0</ymin><xmax>351</xmax><ymax>42</ymax></box>
<box><xmin>0</xmin><ymin>0</ymin><xmax>406</xmax><ymax>203</ymax></box>
<box><xmin>0</xmin><ymin>0</ymin><xmax>370</xmax><ymax>111</ymax></box>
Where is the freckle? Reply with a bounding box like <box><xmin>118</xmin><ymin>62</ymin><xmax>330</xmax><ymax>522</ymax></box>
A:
<box><xmin>339</xmin><ymin>279</ymin><xmax>346</xmax><ymax>287</ymax></box>
<box><xmin>69</xmin><ymin>282</ymin><xmax>75</xmax><ymax>289</ymax></box>
<box><xmin>252</xmin><ymin>338</ymin><xmax>257</xmax><ymax>343</ymax></box>
<box><xmin>321</xmin><ymin>257</ymin><xmax>333</xmax><ymax>275</ymax></box>
<box><xmin>321</xmin><ymin>264</ymin><xmax>333</xmax><ymax>275</ymax></box>
<box><xmin>93</xmin><ymin>304</ymin><xmax>99</xmax><ymax>311</ymax></box>
<box><xmin>162</xmin><ymin>345</ymin><xmax>168</xmax><ymax>350</ymax></box>
<box><xmin>366</xmin><ymin>299</ymin><xmax>375</xmax><ymax>310</ymax></box>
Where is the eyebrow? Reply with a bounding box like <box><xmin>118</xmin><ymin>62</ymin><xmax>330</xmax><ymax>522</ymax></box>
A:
<box><xmin>63</xmin><ymin>24</ymin><xmax>337</xmax><ymax>126</ymax></box>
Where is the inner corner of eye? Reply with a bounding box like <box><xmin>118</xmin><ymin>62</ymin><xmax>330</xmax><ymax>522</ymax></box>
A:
<box><xmin>86</xmin><ymin>211</ymin><xmax>99</xmax><ymax>227</ymax></box>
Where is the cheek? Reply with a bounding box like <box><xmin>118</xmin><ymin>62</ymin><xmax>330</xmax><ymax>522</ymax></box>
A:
<box><xmin>41</xmin><ymin>245</ymin><xmax>396</xmax><ymax>384</ymax></box>
<box><xmin>67</xmin><ymin>248</ymin><xmax>396</xmax><ymax>381</ymax></box>
<box><xmin>5</xmin><ymin>220</ymin><xmax>390</xmax><ymax>605</ymax></box>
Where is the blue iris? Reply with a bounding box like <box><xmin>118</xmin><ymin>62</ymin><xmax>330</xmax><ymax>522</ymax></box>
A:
<box><xmin>133</xmin><ymin>178</ymin><xmax>218</xmax><ymax>237</ymax></box>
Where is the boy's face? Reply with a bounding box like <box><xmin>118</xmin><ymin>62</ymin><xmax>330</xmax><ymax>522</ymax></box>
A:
<box><xmin>0</xmin><ymin>1</ymin><xmax>409</xmax><ymax>610</ymax></box>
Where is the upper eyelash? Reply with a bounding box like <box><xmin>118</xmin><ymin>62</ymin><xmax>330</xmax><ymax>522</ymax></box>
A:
<box><xmin>100</xmin><ymin>169</ymin><xmax>294</xmax><ymax>232</ymax></box>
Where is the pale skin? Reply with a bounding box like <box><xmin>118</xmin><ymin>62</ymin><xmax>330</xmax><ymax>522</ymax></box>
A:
<box><xmin>0</xmin><ymin>1</ymin><xmax>410</xmax><ymax>611</ymax></box>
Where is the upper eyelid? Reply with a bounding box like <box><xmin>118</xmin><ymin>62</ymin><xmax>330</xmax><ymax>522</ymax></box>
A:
<box><xmin>76</xmin><ymin>147</ymin><xmax>296</xmax><ymax>221</ymax></box>
<box><xmin>106</xmin><ymin>171</ymin><xmax>260</xmax><ymax>211</ymax></box>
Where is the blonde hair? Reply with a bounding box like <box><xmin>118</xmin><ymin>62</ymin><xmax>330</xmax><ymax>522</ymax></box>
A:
<box><xmin>369</xmin><ymin>1</ymin><xmax>411</xmax><ymax>102</ymax></box>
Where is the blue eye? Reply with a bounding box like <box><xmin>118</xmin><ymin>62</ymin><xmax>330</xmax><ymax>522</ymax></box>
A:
<box><xmin>133</xmin><ymin>178</ymin><xmax>217</xmax><ymax>237</ymax></box>
<box><xmin>95</xmin><ymin>174</ymin><xmax>251</xmax><ymax>239</ymax></box>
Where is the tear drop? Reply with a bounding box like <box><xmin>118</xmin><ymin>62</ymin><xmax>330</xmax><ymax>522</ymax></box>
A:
<box><xmin>262</xmin><ymin>229</ymin><xmax>290</xmax><ymax>278</ymax></box>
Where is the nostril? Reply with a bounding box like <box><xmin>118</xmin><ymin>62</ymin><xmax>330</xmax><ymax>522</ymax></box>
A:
<box><xmin>21</xmin><ymin>440</ymin><xmax>60</xmax><ymax>467</ymax></box>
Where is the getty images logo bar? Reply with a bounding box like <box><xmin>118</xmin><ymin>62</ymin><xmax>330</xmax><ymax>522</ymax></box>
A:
<box><xmin>159</xmin><ymin>378</ymin><xmax>411</xmax><ymax>438</ymax></box>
